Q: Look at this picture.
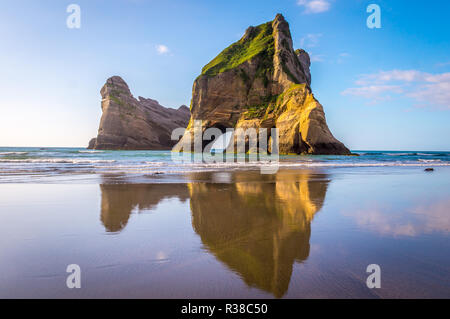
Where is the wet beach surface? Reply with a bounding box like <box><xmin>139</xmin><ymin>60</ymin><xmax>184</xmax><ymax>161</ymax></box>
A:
<box><xmin>0</xmin><ymin>167</ymin><xmax>449</xmax><ymax>298</ymax></box>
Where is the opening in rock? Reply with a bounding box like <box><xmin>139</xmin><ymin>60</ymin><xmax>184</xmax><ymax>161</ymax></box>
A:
<box><xmin>203</xmin><ymin>124</ymin><xmax>229</xmax><ymax>153</ymax></box>
<box><xmin>210</xmin><ymin>131</ymin><xmax>233</xmax><ymax>153</ymax></box>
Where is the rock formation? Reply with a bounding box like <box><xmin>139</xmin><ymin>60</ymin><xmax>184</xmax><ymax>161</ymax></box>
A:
<box><xmin>175</xmin><ymin>14</ymin><xmax>350</xmax><ymax>155</ymax></box>
<box><xmin>88</xmin><ymin>76</ymin><xmax>190</xmax><ymax>150</ymax></box>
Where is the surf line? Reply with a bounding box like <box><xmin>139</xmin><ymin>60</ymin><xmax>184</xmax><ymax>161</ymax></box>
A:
<box><xmin>181</xmin><ymin>303</ymin><xmax>215</xmax><ymax>317</ymax></box>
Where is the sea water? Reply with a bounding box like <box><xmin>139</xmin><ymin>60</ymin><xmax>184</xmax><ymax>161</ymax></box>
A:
<box><xmin>0</xmin><ymin>147</ymin><xmax>449</xmax><ymax>183</ymax></box>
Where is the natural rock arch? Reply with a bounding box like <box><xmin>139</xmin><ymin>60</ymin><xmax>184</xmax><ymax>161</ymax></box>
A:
<box><xmin>175</xmin><ymin>14</ymin><xmax>350</xmax><ymax>155</ymax></box>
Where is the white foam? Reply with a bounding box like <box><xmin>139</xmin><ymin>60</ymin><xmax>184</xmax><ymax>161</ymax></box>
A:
<box><xmin>0</xmin><ymin>152</ymin><xmax>28</xmax><ymax>155</ymax></box>
<box><xmin>89</xmin><ymin>161</ymin><xmax>450</xmax><ymax>174</ymax></box>
<box><xmin>0</xmin><ymin>158</ymin><xmax>116</xmax><ymax>164</ymax></box>
<box><xmin>418</xmin><ymin>159</ymin><xmax>442</xmax><ymax>163</ymax></box>
<box><xmin>78</xmin><ymin>150</ymin><xmax>104</xmax><ymax>153</ymax></box>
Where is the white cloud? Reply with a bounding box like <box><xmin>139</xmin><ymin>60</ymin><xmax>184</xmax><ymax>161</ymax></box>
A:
<box><xmin>436</xmin><ymin>61</ymin><xmax>450</xmax><ymax>67</ymax></box>
<box><xmin>310</xmin><ymin>53</ymin><xmax>325</xmax><ymax>62</ymax></box>
<box><xmin>337</xmin><ymin>52</ymin><xmax>351</xmax><ymax>64</ymax></box>
<box><xmin>300</xmin><ymin>33</ymin><xmax>322</xmax><ymax>48</ymax></box>
<box><xmin>408</xmin><ymin>81</ymin><xmax>450</xmax><ymax>108</ymax></box>
<box><xmin>156</xmin><ymin>44</ymin><xmax>170</xmax><ymax>55</ymax></box>
<box><xmin>343</xmin><ymin>69</ymin><xmax>450</xmax><ymax>109</ymax></box>
<box><xmin>342</xmin><ymin>85</ymin><xmax>403</xmax><ymax>103</ymax></box>
<box><xmin>297</xmin><ymin>0</ymin><xmax>331</xmax><ymax>14</ymax></box>
<box><xmin>355</xmin><ymin>70</ymin><xmax>425</xmax><ymax>85</ymax></box>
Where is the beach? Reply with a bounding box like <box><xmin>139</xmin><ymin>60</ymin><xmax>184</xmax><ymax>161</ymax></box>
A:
<box><xmin>0</xmin><ymin>148</ymin><xmax>449</xmax><ymax>298</ymax></box>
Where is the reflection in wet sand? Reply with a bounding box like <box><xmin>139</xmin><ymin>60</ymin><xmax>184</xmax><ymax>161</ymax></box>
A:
<box><xmin>98</xmin><ymin>171</ymin><xmax>330</xmax><ymax>297</ymax></box>
<box><xmin>100</xmin><ymin>184</ymin><xmax>189</xmax><ymax>232</ymax></box>
<box><xmin>188</xmin><ymin>171</ymin><xmax>329</xmax><ymax>297</ymax></box>
<box><xmin>343</xmin><ymin>198</ymin><xmax>450</xmax><ymax>237</ymax></box>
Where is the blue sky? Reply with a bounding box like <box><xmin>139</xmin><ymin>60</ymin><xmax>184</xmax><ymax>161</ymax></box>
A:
<box><xmin>0</xmin><ymin>0</ymin><xmax>449</xmax><ymax>150</ymax></box>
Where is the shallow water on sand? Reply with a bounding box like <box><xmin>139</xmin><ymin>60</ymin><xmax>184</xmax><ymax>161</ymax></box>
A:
<box><xmin>0</xmin><ymin>167</ymin><xmax>449</xmax><ymax>298</ymax></box>
<box><xmin>1</xmin><ymin>147</ymin><xmax>450</xmax><ymax>183</ymax></box>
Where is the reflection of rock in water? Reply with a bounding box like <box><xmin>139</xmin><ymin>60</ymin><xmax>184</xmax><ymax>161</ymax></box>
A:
<box><xmin>98</xmin><ymin>171</ymin><xmax>329</xmax><ymax>297</ymax></box>
<box><xmin>99</xmin><ymin>184</ymin><xmax>189</xmax><ymax>232</ymax></box>
<box><xmin>189</xmin><ymin>171</ymin><xmax>330</xmax><ymax>298</ymax></box>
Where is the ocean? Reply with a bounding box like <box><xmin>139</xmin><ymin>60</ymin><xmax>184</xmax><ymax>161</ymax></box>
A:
<box><xmin>0</xmin><ymin>147</ymin><xmax>449</xmax><ymax>183</ymax></box>
<box><xmin>0</xmin><ymin>147</ymin><xmax>449</xmax><ymax>298</ymax></box>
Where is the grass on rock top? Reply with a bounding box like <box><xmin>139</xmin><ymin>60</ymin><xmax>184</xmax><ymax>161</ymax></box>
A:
<box><xmin>201</xmin><ymin>22</ymin><xmax>274</xmax><ymax>77</ymax></box>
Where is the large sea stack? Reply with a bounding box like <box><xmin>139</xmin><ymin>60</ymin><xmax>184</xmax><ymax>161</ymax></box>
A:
<box><xmin>175</xmin><ymin>14</ymin><xmax>350</xmax><ymax>155</ymax></box>
<box><xmin>88</xmin><ymin>76</ymin><xmax>190</xmax><ymax>150</ymax></box>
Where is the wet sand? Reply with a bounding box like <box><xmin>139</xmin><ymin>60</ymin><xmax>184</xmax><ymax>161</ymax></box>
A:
<box><xmin>0</xmin><ymin>168</ymin><xmax>449</xmax><ymax>298</ymax></box>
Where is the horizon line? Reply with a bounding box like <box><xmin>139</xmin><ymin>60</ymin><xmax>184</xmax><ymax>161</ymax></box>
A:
<box><xmin>0</xmin><ymin>146</ymin><xmax>449</xmax><ymax>152</ymax></box>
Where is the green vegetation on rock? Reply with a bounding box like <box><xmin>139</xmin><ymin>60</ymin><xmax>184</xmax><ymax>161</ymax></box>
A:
<box><xmin>201</xmin><ymin>22</ymin><xmax>275</xmax><ymax>77</ymax></box>
<box><xmin>110</xmin><ymin>93</ymin><xmax>136</xmax><ymax>115</ymax></box>
<box><xmin>110</xmin><ymin>95</ymin><xmax>124</xmax><ymax>106</ymax></box>
<box><xmin>244</xmin><ymin>104</ymin><xmax>269</xmax><ymax>119</ymax></box>
<box><xmin>243</xmin><ymin>94</ymin><xmax>280</xmax><ymax>119</ymax></box>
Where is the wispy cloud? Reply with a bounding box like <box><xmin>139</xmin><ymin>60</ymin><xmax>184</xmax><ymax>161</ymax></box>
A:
<box><xmin>342</xmin><ymin>70</ymin><xmax>450</xmax><ymax>109</ymax></box>
<box><xmin>156</xmin><ymin>44</ymin><xmax>170</xmax><ymax>55</ymax></box>
<box><xmin>342</xmin><ymin>85</ymin><xmax>403</xmax><ymax>104</ymax></box>
<box><xmin>297</xmin><ymin>0</ymin><xmax>331</xmax><ymax>14</ymax></box>
<box><xmin>300</xmin><ymin>33</ymin><xmax>322</xmax><ymax>48</ymax></box>
<box><xmin>337</xmin><ymin>52</ymin><xmax>351</xmax><ymax>64</ymax></box>
<box><xmin>310</xmin><ymin>53</ymin><xmax>325</xmax><ymax>62</ymax></box>
<box><xmin>354</xmin><ymin>70</ymin><xmax>425</xmax><ymax>85</ymax></box>
<box><xmin>436</xmin><ymin>61</ymin><xmax>450</xmax><ymax>67</ymax></box>
<box><xmin>299</xmin><ymin>34</ymin><xmax>327</xmax><ymax>63</ymax></box>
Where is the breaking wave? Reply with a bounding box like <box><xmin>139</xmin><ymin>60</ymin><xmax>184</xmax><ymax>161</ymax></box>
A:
<box><xmin>0</xmin><ymin>158</ymin><xmax>116</xmax><ymax>164</ymax></box>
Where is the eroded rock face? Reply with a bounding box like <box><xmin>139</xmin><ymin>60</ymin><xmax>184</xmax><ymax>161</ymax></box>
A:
<box><xmin>88</xmin><ymin>76</ymin><xmax>190</xmax><ymax>150</ymax></box>
<box><xmin>175</xmin><ymin>14</ymin><xmax>350</xmax><ymax>155</ymax></box>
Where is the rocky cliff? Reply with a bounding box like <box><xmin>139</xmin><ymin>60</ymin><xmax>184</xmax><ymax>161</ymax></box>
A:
<box><xmin>175</xmin><ymin>14</ymin><xmax>350</xmax><ymax>155</ymax></box>
<box><xmin>88</xmin><ymin>76</ymin><xmax>190</xmax><ymax>150</ymax></box>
